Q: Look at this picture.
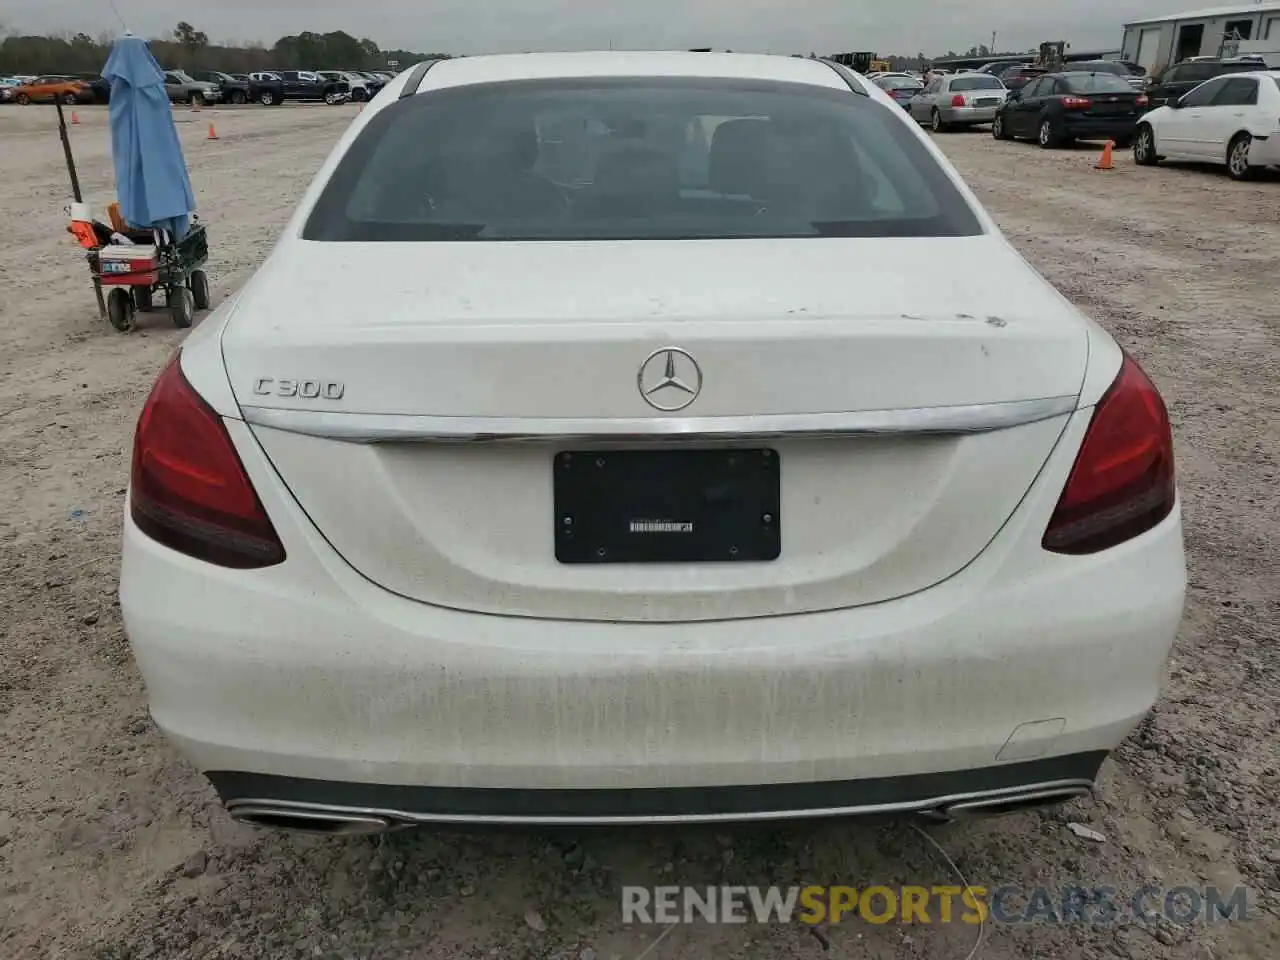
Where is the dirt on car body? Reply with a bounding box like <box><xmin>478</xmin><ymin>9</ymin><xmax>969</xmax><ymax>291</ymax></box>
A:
<box><xmin>0</xmin><ymin>108</ymin><xmax>1276</xmax><ymax>960</ymax></box>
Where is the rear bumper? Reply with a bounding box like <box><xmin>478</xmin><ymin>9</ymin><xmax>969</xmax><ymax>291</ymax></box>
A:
<box><xmin>211</xmin><ymin>752</ymin><xmax>1106</xmax><ymax>824</ymax></box>
<box><xmin>1062</xmin><ymin>116</ymin><xmax>1139</xmax><ymax>140</ymax></box>
<box><xmin>940</xmin><ymin>105</ymin><xmax>1000</xmax><ymax>123</ymax></box>
<box><xmin>121</xmin><ymin>411</ymin><xmax>1186</xmax><ymax>818</ymax></box>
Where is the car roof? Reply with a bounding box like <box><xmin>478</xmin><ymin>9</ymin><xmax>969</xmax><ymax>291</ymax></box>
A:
<box><xmin>414</xmin><ymin>51</ymin><xmax>850</xmax><ymax>93</ymax></box>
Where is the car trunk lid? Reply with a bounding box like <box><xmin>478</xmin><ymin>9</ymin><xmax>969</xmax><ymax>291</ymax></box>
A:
<box><xmin>1077</xmin><ymin>90</ymin><xmax>1144</xmax><ymax>117</ymax></box>
<box><xmin>224</xmin><ymin>237</ymin><xmax>1086</xmax><ymax>622</ymax></box>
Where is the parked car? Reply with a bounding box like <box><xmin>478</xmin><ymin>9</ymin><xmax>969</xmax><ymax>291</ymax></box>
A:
<box><xmin>910</xmin><ymin>72</ymin><xmax>1008</xmax><ymax>131</ymax></box>
<box><xmin>351</xmin><ymin>71</ymin><xmax>386</xmax><ymax>97</ymax></box>
<box><xmin>871</xmin><ymin>73</ymin><xmax>924</xmax><ymax>109</ymax></box>
<box><xmin>247</xmin><ymin>72</ymin><xmax>286</xmax><ymax>105</ymax></box>
<box><xmin>1069</xmin><ymin>60</ymin><xmax>1148</xmax><ymax>91</ymax></box>
<box><xmin>191</xmin><ymin>70</ymin><xmax>250</xmax><ymax>104</ymax></box>
<box><xmin>163</xmin><ymin>69</ymin><xmax>221</xmax><ymax>105</ymax></box>
<box><xmin>1134</xmin><ymin>71</ymin><xmax>1280</xmax><ymax>180</ymax></box>
<box><xmin>9</xmin><ymin>76</ymin><xmax>94</xmax><ymax>105</ymax></box>
<box><xmin>0</xmin><ymin>77</ymin><xmax>20</xmax><ymax>103</ymax></box>
<box><xmin>997</xmin><ymin>64</ymin><xmax>1046</xmax><ymax>91</ymax></box>
<box><xmin>275</xmin><ymin>69</ymin><xmax>350</xmax><ymax>104</ymax></box>
<box><xmin>993</xmin><ymin>71</ymin><xmax>1148</xmax><ymax>148</ymax></box>
<box><xmin>249</xmin><ymin>70</ymin><xmax>349</xmax><ymax>105</ymax></box>
<box><xmin>1145</xmin><ymin>58</ymin><xmax>1262</xmax><ymax>108</ymax></box>
<box><xmin>317</xmin><ymin>70</ymin><xmax>372</xmax><ymax>102</ymax></box>
<box><xmin>120</xmin><ymin>52</ymin><xmax>1185</xmax><ymax>834</ymax></box>
<box><xmin>72</xmin><ymin>72</ymin><xmax>111</xmax><ymax>103</ymax></box>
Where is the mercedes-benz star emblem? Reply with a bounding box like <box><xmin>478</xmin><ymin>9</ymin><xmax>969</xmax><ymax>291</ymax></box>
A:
<box><xmin>637</xmin><ymin>347</ymin><xmax>703</xmax><ymax>412</ymax></box>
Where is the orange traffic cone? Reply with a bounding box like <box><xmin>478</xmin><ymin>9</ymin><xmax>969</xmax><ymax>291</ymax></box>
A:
<box><xmin>71</xmin><ymin>111</ymin><xmax>80</xmax><ymax>124</ymax></box>
<box><xmin>207</xmin><ymin>122</ymin><xmax>218</xmax><ymax>140</ymax></box>
<box><xmin>1095</xmin><ymin>140</ymin><xmax>1115</xmax><ymax>170</ymax></box>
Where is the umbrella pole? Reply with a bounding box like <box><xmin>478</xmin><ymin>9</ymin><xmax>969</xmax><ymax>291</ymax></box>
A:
<box><xmin>56</xmin><ymin>98</ymin><xmax>107</xmax><ymax>321</ymax></box>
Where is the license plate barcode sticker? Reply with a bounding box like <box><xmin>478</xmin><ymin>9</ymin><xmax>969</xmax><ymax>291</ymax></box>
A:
<box><xmin>554</xmin><ymin>448</ymin><xmax>781</xmax><ymax>564</ymax></box>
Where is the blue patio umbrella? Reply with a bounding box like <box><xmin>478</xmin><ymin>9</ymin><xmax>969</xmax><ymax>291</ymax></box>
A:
<box><xmin>102</xmin><ymin>34</ymin><xmax>195</xmax><ymax>239</ymax></box>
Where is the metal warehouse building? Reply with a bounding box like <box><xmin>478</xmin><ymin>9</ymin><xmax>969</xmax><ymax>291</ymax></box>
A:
<box><xmin>1122</xmin><ymin>3</ymin><xmax>1280</xmax><ymax>71</ymax></box>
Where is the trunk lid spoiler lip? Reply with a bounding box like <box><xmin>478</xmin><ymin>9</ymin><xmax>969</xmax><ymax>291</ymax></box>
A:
<box><xmin>240</xmin><ymin>394</ymin><xmax>1078</xmax><ymax>444</ymax></box>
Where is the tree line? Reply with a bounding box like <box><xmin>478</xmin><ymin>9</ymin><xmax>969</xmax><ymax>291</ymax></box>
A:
<box><xmin>0</xmin><ymin>20</ymin><xmax>1046</xmax><ymax>77</ymax></box>
<box><xmin>0</xmin><ymin>22</ymin><xmax>448</xmax><ymax>76</ymax></box>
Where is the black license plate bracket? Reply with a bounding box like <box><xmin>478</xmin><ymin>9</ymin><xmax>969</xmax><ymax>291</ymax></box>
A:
<box><xmin>554</xmin><ymin>449</ymin><xmax>781</xmax><ymax>564</ymax></box>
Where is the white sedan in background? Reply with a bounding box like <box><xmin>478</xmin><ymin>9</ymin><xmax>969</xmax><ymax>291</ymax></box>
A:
<box><xmin>1134</xmin><ymin>70</ymin><xmax>1280</xmax><ymax>179</ymax></box>
<box><xmin>120</xmin><ymin>51</ymin><xmax>1185</xmax><ymax>835</ymax></box>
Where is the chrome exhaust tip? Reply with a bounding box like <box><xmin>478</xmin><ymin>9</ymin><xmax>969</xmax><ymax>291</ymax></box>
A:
<box><xmin>228</xmin><ymin>804</ymin><xmax>397</xmax><ymax>836</ymax></box>
<box><xmin>938</xmin><ymin>785</ymin><xmax>1093</xmax><ymax>819</ymax></box>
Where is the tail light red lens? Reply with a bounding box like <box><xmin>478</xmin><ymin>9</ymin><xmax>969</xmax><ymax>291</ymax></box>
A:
<box><xmin>951</xmin><ymin>94</ymin><xmax>966</xmax><ymax>107</ymax></box>
<box><xmin>130</xmin><ymin>353</ymin><xmax>285</xmax><ymax>568</ymax></box>
<box><xmin>1042</xmin><ymin>354</ymin><xmax>1176</xmax><ymax>555</ymax></box>
<box><xmin>1062</xmin><ymin>96</ymin><xmax>1092</xmax><ymax>109</ymax></box>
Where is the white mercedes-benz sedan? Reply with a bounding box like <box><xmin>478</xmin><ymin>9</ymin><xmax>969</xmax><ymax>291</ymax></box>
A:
<box><xmin>120</xmin><ymin>52</ymin><xmax>1186</xmax><ymax>835</ymax></box>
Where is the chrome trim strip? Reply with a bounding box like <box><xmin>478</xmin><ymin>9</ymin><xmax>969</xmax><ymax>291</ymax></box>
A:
<box><xmin>240</xmin><ymin>395</ymin><xmax>1077</xmax><ymax>444</ymax></box>
<box><xmin>223</xmin><ymin>778</ymin><xmax>1096</xmax><ymax>826</ymax></box>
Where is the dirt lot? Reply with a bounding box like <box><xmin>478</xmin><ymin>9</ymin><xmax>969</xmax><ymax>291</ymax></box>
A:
<box><xmin>0</xmin><ymin>103</ymin><xmax>1277</xmax><ymax>960</ymax></box>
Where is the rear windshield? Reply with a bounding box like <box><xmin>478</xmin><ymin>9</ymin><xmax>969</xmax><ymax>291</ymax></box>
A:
<box><xmin>1064</xmin><ymin>73</ymin><xmax>1135</xmax><ymax>94</ymax></box>
<box><xmin>303</xmin><ymin>77</ymin><xmax>983</xmax><ymax>241</ymax></box>
<box><xmin>1074</xmin><ymin>62</ymin><xmax>1127</xmax><ymax>76</ymax></box>
<box><xmin>881</xmin><ymin>77</ymin><xmax>923</xmax><ymax>90</ymax></box>
<box><xmin>1173</xmin><ymin>63</ymin><xmax>1217</xmax><ymax>83</ymax></box>
<box><xmin>950</xmin><ymin>76</ymin><xmax>1004</xmax><ymax>91</ymax></box>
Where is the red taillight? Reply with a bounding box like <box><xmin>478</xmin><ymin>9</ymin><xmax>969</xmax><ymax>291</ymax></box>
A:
<box><xmin>130</xmin><ymin>353</ymin><xmax>285</xmax><ymax>568</ymax></box>
<box><xmin>1062</xmin><ymin>96</ymin><xmax>1092</xmax><ymax>109</ymax></box>
<box><xmin>1136</xmin><ymin>94</ymin><xmax>1149</xmax><ymax>107</ymax></box>
<box><xmin>951</xmin><ymin>94</ymin><xmax>966</xmax><ymax>107</ymax></box>
<box><xmin>1042</xmin><ymin>354</ymin><xmax>1175</xmax><ymax>555</ymax></box>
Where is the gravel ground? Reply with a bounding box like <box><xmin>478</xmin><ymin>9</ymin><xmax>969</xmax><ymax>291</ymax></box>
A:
<box><xmin>0</xmin><ymin>104</ymin><xmax>1277</xmax><ymax>960</ymax></box>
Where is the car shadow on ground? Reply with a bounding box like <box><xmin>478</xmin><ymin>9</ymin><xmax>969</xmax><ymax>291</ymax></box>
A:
<box><xmin>189</xmin><ymin>806</ymin><xmax>1092</xmax><ymax>957</ymax></box>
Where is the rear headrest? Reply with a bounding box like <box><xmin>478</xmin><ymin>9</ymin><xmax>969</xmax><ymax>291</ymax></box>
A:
<box><xmin>708</xmin><ymin>119</ymin><xmax>780</xmax><ymax>196</ymax></box>
<box><xmin>585</xmin><ymin>145</ymin><xmax>680</xmax><ymax>215</ymax></box>
<box><xmin>478</xmin><ymin>124</ymin><xmax>539</xmax><ymax>172</ymax></box>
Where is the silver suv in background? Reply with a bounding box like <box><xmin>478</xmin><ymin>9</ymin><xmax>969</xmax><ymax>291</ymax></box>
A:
<box><xmin>162</xmin><ymin>69</ymin><xmax>221</xmax><ymax>105</ymax></box>
<box><xmin>318</xmin><ymin>70</ymin><xmax>373</xmax><ymax>102</ymax></box>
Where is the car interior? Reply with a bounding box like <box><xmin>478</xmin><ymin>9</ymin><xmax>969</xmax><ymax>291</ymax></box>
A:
<box><xmin>334</xmin><ymin>88</ymin><xmax>958</xmax><ymax>239</ymax></box>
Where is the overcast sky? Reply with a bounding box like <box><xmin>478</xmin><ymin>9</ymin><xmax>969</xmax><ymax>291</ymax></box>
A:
<box><xmin>6</xmin><ymin>0</ymin><xmax>1173</xmax><ymax>56</ymax></box>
